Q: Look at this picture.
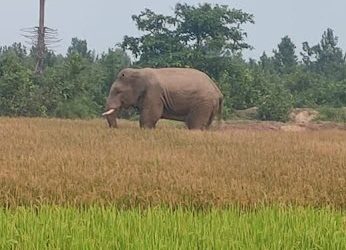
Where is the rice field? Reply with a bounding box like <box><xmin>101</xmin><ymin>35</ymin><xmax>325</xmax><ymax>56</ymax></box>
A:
<box><xmin>0</xmin><ymin>117</ymin><xmax>345</xmax><ymax>208</ymax></box>
<box><xmin>0</xmin><ymin>117</ymin><xmax>345</xmax><ymax>249</ymax></box>
<box><xmin>0</xmin><ymin>206</ymin><xmax>345</xmax><ymax>249</ymax></box>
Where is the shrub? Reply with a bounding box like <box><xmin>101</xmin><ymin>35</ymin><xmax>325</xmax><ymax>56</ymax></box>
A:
<box><xmin>54</xmin><ymin>97</ymin><xmax>100</xmax><ymax>119</ymax></box>
<box><xmin>258</xmin><ymin>85</ymin><xmax>293</xmax><ymax>122</ymax></box>
<box><xmin>317</xmin><ymin>107</ymin><xmax>346</xmax><ymax>123</ymax></box>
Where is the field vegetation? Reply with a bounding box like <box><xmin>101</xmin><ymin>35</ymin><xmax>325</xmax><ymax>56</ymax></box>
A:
<box><xmin>0</xmin><ymin>118</ymin><xmax>345</xmax><ymax>209</ymax></box>
<box><xmin>1</xmin><ymin>1</ymin><xmax>346</xmax><ymax>248</ymax></box>
<box><xmin>1</xmin><ymin>206</ymin><xmax>345</xmax><ymax>249</ymax></box>
<box><xmin>0</xmin><ymin>118</ymin><xmax>345</xmax><ymax>248</ymax></box>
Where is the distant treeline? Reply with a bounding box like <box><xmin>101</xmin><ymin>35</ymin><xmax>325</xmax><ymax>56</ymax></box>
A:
<box><xmin>1</xmin><ymin>3</ymin><xmax>345</xmax><ymax>121</ymax></box>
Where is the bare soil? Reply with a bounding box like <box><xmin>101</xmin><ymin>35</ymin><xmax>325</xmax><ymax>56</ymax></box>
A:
<box><xmin>213</xmin><ymin>108</ymin><xmax>345</xmax><ymax>132</ymax></box>
<box><xmin>214</xmin><ymin>120</ymin><xmax>346</xmax><ymax>132</ymax></box>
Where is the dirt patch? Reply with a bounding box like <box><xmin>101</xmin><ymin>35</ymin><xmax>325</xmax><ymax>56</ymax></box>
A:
<box><xmin>216</xmin><ymin>121</ymin><xmax>281</xmax><ymax>131</ymax></box>
<box><xmin>214</xmin><ymin>120</ymin><xmax>345</xmax><ymax>132</ymax></box>
<box><xmin>280</xmin><ymin>125</ymin><xmax>307</xmax><ymax>132</ymax></box>
<box><xmin>289</xmin><ymin>108</ymin><xmax>319</xmax><ymax>124</ymax></box>
<box><xmin>213</xmin><ymin>108</ymin><xmax>345</xmax><ymax>132</ymax></box>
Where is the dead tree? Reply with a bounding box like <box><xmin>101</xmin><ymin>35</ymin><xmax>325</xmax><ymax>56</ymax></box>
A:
<box><xmin>22</xmin><ymin>0</ymin><xmax>60</xmax><ymax>75</ymax></box>
<box><xmin>36</xmin><ymin>0</ymin><xmax>45</xmax><ymax>74</ymax></box>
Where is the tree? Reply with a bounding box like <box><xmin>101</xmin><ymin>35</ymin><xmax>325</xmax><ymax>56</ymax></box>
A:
<box><xmin>121</xmin><ymin>8</ymin><xmax>184</xmax><ymax>67</ymax></box>
<box><xmin>301</xmin><ymin>28</ymin><xmax>345</xmax><ymax>79</ymax></box>
<box><xmin>273</xmin><ymin>36</ymin><xmax>298</xmax><ymax>74</ymax></box>
<box><xmin>0</xmin><ymin>48</ymin><xmax>42</xmax><ymax>116</ymax></box>
<box><xmin>67</xmin><ymin>38</ymin><xmax>94</xmax><ymax>62</ymax></box>
<box><xmin>174</xmin><ymin>3</ymin><xmax>254</xmax><ymax>52</ymax></box>
<box><xmin>219</xmin><ymin>57</ymin><xmax>271</xmax><ymax>111</ymax></box>
<box><xmin>99</xmin><ymin>48</ymin><xmax>131</xmax><ymax>94</ymax></box>
<box><xmin>121</xmin><ymin>3</ymin><xmax>254</xmax><ymax>79</ymax></box>
<box><xmin>259</xmin><ymin>52</ymin><xmax>274</xmax><ymax>72</ymax></box>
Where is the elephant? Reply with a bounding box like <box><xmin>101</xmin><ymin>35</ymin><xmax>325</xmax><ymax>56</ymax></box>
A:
<box><xmin>102</xmin><ymin>67</ymin><xmax>223</xmax><ymax>130</ymax></box>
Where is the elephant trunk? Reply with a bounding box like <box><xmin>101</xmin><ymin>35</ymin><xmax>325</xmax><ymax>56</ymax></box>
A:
<box><xmin>103</xmin><ymin>95</ymin><xmax>122</xmax><ymax>128</ymax></box>
<box><xmin>102</xmin><ymin>107</ymin><xmax>118</xmax><ymax>128</ymax></box>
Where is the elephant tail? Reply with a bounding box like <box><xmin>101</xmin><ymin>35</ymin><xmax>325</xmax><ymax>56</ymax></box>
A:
<box><xmin>217</xmin><ymin>95</ymin><xmax>223</xmax><ymax>122</ymax></box>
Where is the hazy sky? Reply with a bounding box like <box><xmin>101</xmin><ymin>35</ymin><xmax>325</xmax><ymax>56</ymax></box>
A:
<box><xmin>0</xmin><ymin>0</ymin><xmax>345</xmax><ymax>60</ymax></box>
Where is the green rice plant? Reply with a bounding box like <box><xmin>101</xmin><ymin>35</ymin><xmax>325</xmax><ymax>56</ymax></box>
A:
<box><xmin>0</xmin><ymin>206</ymin><xmax>345</xmax><ymax>250</ymax></box>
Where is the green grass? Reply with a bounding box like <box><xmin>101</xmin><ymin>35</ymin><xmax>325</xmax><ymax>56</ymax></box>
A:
<box><xmin>0</xmin><ymin>206</ymin><xmax>345</xmax><ymax>249</ymax></box>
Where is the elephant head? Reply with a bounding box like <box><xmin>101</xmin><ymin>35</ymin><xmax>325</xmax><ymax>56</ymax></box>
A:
<box><xmin>102</xmin><ymin>69</ymin><xmax>146</xmax><ymax>127</ymax></box>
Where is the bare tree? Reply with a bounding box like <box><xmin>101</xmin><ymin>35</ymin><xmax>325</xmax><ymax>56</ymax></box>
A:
<box><xmin>22</xmin><ymin>0</ymin><xmax>60</xmax><ymax>74</ymax></box>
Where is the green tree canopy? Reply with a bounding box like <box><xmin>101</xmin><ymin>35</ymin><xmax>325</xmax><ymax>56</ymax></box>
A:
<box><xmin>301</xmin><ymin>28</ymin><xmax>345</xmax><ymax>79</ymax></box>
<box><xmin>121</xmin><ymin>3</ymin><xmax>254</xmax><ymax>78</ymax></box>
<box><xmin>273</xmin><ymin>36</ymin><xmax>298</xmax><ymax>74</ymax></box>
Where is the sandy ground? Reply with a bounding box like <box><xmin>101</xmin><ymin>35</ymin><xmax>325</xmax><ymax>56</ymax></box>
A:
<box><xmin>214</xmin><ymin>121</ymin><xmax>346</xmax><ymax>132</ymax></box>
<box><xmin>212</xmin><ymin>108</ymin><xmax>345</xmax><ymax>132</ymax></box>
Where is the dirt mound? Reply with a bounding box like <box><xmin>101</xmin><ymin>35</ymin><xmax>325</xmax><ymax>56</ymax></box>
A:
<box><xmin>289</xmin><ymin>108</ymin><xmax>319</xmax><ymax>124</ymax></box>
<box><xmin>232</xmin><ymin>107</ymin><xmax>320</xmax><ymax>124</ymax></box>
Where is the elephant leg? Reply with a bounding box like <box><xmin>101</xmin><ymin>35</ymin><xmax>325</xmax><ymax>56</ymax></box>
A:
<box><xmin>205</xmin><ymin>102</ymin><xmax>219</xmax><ymax>128</ymax></box>
<box><xmin>206</xmin><ymin>110</ymin><xmax>217</xmax><ymax>128</ymax></box>
<box><xmin>139</xmin><ymin>104</ymin><xmax>163</xmax><ymax>129</ymax></box>
<box><xmin>186</xmin><ymin>104</ymin><xmax>214</xmax><ymax>130</ymax></box>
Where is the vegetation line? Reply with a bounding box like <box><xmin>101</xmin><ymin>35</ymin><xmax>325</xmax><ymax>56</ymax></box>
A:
<box><xmin>1</xmin><ymin>4</ymin><xmax>345</xmax><ymax>121</ymax></box>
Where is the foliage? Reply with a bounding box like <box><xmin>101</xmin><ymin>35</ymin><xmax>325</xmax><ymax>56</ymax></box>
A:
<box><xmin>301</xmin><ymin>28</ymin><xmax>346</xmax><ymax>80</ymax></box>
<box><xmin>317</xmin><ymin>107</ymin><xmax>346</xmax><ymax>123</ymax></box>
<box><xmin>272</xmin><ymin>36</ymin><xmax>298</xmax><ymax>74</ymax></box>
<box><xmin>219</xmin><ymin>59</ymin><xmax>269</xmax><ymax>111</ymax></box>
<box><xmin>0</xmin><ymin>3</ymin><xmax>345</xmax><ymax>121</ymax></box>
<box><xmin>257</xmin><ymin>84</ymin><xmax>294</xmax><ymax>122</ymax></box>
<box><xmin>121</xmin><ymin>3</ymin><xmax>254</xmax><ymax>78</ymax></box>
<box><xmin>99</xmin><ymin>48</ymin><xmax>131</xmax><ymax>94</ymax></box>
<box><xmin>54</xmin><ymin>96</ymin><xmax>100</xmax><ymax>119</ymax></box>
<box><xmin>0</xmin><ymin>39</ymin><xmax>130</xmax><ymax>119</ymax></box>
<box><xmin>0</xmin><ymin>47</ymin><xmax>42</xmax><ymax>116</ymax></box>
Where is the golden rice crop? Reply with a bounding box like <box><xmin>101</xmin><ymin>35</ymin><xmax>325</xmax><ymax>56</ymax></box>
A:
<box><xmin>0</xmin><ymin>118</ymin><xmax>345</xmax><ymax>208</ymax></box>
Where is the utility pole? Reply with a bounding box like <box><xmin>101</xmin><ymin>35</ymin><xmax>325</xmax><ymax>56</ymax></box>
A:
<box><xmin>22</xmin><ymin>0</ymin><xmax>60</xmax><ymax>75</ymax></box>
<box><xmin>35</xmin><ymin>0</ymin><xmax>46</xmax><ymax>74</ymax></box>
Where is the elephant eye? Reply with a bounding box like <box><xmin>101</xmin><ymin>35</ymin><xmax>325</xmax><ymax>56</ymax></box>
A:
<box><xmin>112</xmin><ymin>88</ymin><xmax>120</xmax><ymax>95</ymax></box>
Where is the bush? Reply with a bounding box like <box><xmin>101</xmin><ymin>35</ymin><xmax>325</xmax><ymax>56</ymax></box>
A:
<box><xmin>54</xmin><ymin>97</ymin><xmax>100</xmax><ymax>119</ymax></box>
<box><xmin>218</xmin><ymin>62</ymin><xmax>270</xmax><ymax>119</ymax></box>
<box><xmin>317</xmin><ymin>107</ymin><xmax>346</xmax><ymax>123</ymax></box>
<box><xmin>258</xmin><ymin>85</ymin><xmax>293</xmax><ymax>122</ymax></box>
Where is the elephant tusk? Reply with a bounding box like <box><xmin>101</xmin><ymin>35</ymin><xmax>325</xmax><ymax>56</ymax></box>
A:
<box><xmin>102</xmin><ymin>109</ymin><xmax>115</xmax><ymax>116</ymax></box>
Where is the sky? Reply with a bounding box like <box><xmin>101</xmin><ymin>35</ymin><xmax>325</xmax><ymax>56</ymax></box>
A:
<box><xmin>0</xmin><ymin>0</ymin><xmax>345</xmax><ymax>60</ymax></box>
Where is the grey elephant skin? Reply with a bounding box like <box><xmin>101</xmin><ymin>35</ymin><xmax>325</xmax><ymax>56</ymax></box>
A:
<box><xmin>103</xmin><ymin>67</ymin><xmax>223</xmax><ymax>130</ymax></box>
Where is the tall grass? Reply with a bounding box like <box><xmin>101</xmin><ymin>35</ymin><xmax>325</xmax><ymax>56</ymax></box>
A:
<box><xmin>0</xmin><ymin>117</ymin><xmax>345</xmax><ymax>208</ymax></box>
<box><xmin>0</xmin><ymin>206</ymin><xmax>345</xmax><ymax>249</ymax></box>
